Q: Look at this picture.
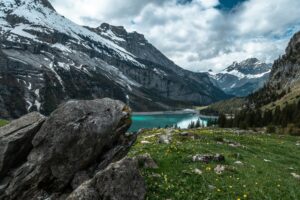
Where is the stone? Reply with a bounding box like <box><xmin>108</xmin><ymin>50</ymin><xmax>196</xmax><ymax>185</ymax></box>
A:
<box><xmin>228</xmin><ymin>142</ymin><xmax>242</xmax><ymax>148</ymax></box>
<box><xmin>179</xmin><ymin>132</ymin><xmax>190</xmax><ymax>136</ymax></box>
<box><xmin>192</xmin><ymin>154</ymin><xmax>225</xmax><ymax>163</ymax></box>
<box><xmin>291</xmin><ymin>173</ymin><xmax>300</xmax><ymax>180</ymax></box>
<box><xmin>0</xmin><ymin>112</ymin><xmax>46</xmax><ymax>177</ymax></box>
<box><xmin>67</xmin><ymin>158</ymin><xmax>146</xmax><ymax>200</ymax></box>
<box><xmin>234</xmin><ymin>161</ymin><xmax>243</xmax><ymax>165</ymax></box>
<box><xmin>193</xmin><ymin>168</ymin><xmax>203</xmax><ymax>175</ymax></box>
<box><xmin>208</xmin><ymin>185</ymin><xmax>216</xmax><ymax>190</ymax></box>
<box><xmin>136</xmin><ymin>153</ymin><xmax>158</xmax><ymax>169</ymax></box>
<box><xmin>71</xmin><ymin>171</ymin><xmax>90</xmax><ymax>190</ymax></box>
<box><xmin>214</xmin><ymin>165</ymin><xmax>225</xmax><ymax>175</ymax></box>
<box><xmin>141</xmin><ymin>140</ymin><xmax>151</xmax><ymax>144</ymax></box>
<box><xmin>214</xmin><ymin>154</ymin><xmax>226</xmax><ymax>162</ymax></box>
<box><xmin>0</xmin><ymin>98</ymin><xmax>135</xmax><ymax>200</ymax></box>
<box><xmin>159</xmin><ymin>135</ymin><xmax>171</xmax><ymax>144</ymax></box>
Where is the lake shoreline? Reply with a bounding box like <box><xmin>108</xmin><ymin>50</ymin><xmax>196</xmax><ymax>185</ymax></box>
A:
<box><xmin>132</xmin><ymin>109</ymin><xmax>198</xmax><ymax>115</ymax></box>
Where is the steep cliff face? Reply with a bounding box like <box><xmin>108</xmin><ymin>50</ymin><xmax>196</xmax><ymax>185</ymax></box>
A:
<box><xmin>248</xmin><ymin>31</ymin><xmax>300</xmax><ymax>107</ymax></box>
<box><xmin>209</xmin><ymin>58</ymin><xmax>272</xmax><ymax>97</ymax></box>
<box><xmin>268</xmin><ymin>31</ymin><xmax>300</xmax><ymax>89</ymax></box>
<box><xmin>0</xmin><ymin>0</ymin><xmax>228</xmax><ymax>118</ymax></box>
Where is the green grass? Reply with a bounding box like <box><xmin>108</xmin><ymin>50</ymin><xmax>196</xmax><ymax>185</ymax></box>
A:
<box><xmin>0</xmin><ymin>119</ymin><xmax>9</xmax><ymax>127</ymax></box>
<box><xmin>203</xmin><ymin>97</ymin><xmax>246</xmax><ymax>114</ymax></box>
<box><xmin>129</xmin><ymin>128</ymin><xmax>300</xmax><ymax>200</ymax></box>
<box><xmin>263</xmin><ymin>82</ymin><xmax>300</xmax><ymax>111</ymax></box>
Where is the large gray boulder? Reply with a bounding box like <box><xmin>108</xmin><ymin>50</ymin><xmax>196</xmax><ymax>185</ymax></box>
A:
<box><xmin>67</xmin><ymin>158</ymin><xmax>146</xmax><ymax>200</ymax></box>
<box><xmin>0</xmin><ymin>112</ymin><xmax>46</xmax><ymax>177</ymax></box>
<box><xmin>0</xmin><ymin>98</ymin><xmax>144</xmax><ymax>200</ymax></box>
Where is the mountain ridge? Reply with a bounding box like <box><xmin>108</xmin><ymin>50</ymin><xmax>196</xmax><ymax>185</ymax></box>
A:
<box><xmin>248</xmin><ymin>31</ymin><xmax>300</xmax><ymax>108</ymax></box>
<box><xmin>0</xmin><ymin>0</ymin><xmax>228</xmax><ymax>119</ymax></box>
<box><xmin>208</xmin><ymin>58</ymin><xmax>272</xmax><ymax>97</ymax></box>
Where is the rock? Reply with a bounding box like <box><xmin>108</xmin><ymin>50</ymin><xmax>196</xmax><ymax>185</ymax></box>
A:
<box><xmin>159</xmin><ymin>135</ymin><xmax>171</xmax><ymax>144</ymax></box>
<box><xmin>1</xmin><ymin>98</ymin><xmax>135</xmax><ymax>200</ymax></box>
<box><xmin>0</xmin><ymin>112</ymin><xmax>46</xmax><ymax>177</ymax></box>
<box><xmin>193</xmin><ymin>168</ymin><xmax>203</xmax><ymax>175</ymax></box>
<box><xmin>71</xmin><ymin>171</ymin><xmax>90</xmax><ymax>190</ymax></box>
<box><xmin>165</xmin><ymin>128</ymin><xmax>175</xmax><ymax>135</ymax></box>
<box><xmin>291</xmin><ymin>173</ymin><xmax>300</xmax><ymax>180</ymax></box>
<box><xmin>208</xmin><ymin>185</ymin><xmax>216</xmax><ymax>190</ymax></box>
<box><xmin>193</xmin><ymin>154</ymin><xmax>213</xmax><ymax>163</ymax></box>
<box><xmin>141</xmin><ymin>140</ymin><xmax>151</xmax><ymax>144</ymax></box>
<box><xmin>150</xmin><ymin>173</ymin><xmax>161</xmax><ymax>178</ymax></box>
<box><xmin>228</xmin><ymin>142</ymin><xmax>242</xmax><ymax>148</ymax></box>
<box><xmin>192</xmin><ymin>154</ymin><xmax>225</xmax><ymax>163</ymax></box>
<box><xmin>179</xmin><ymin>132</ymin><xmax>190</xmax><ymax>136</ymax></box>
<box><xmin>136</xmin><ymin>153</ymin><xmax>158</xmax><ymax>169</ymax></box>
<box><xmin>234</xmin><ymin>161</ymin><xmax>243</xmax><ymax>165</ymax></box>
<box><xmin>214</xmin><ymin>165</ymin><xmax>225</xmax><ymax>175</ymax></box>
<box><xmin>214</xmin><ymin>154</ymin><xmax>226</xmax><ymax>162</ymax></box>
<box><xmin>137</xmin><ymin>129</ymin><xmax>145</xmax><ymax>135</ymax></box>
<box><xmin>67</xmin><ymin>158</ymin><xmax>146</xmax><ymax>200</ymax></box>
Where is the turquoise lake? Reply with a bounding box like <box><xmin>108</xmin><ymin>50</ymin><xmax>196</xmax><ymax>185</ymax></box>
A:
<box><xmin>129</xmin><ymin>113</ymin><xmax>210</xmax><ymax>132</ymax></box>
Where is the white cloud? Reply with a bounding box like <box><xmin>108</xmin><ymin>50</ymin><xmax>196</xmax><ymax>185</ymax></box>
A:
<box><xmin>49</xmin><ymin>0</ymin><xmax>300</xmax><ymax>72</ymax></box>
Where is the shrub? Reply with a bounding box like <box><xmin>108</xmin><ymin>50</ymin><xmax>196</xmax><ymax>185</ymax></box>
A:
<box><xmin>284</xmin><ymin>124</ymin><xmax>300</xmax><ymax>136</ymax></box>
<box><xmin>266</xmin><ymin>125</ymin><xmax>276</xmax><ymax>134</ymax></box>
<box><xmin>0</xmin><ymin>119</ymin><xmax>9</xmax><ymax>127</ymax></box>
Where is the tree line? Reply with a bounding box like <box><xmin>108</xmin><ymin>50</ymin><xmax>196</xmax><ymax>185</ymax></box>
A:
<box><xmin>217</xmin><ymin>100</ymin><xmax>300</xmax><ymax>135</ymax></box>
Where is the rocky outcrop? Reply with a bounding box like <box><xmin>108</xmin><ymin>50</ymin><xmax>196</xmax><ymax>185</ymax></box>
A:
<box><xmin>0</xmin><ymin>112</ymin><xmax>46</xmax><ymax>177</ymax></box>
<box><xmin>248</xmin><ymin>31</ymin><xmax>300</xmax><ymax>107</ymax></box>
<box><xmin>268</xmin><ymin>31</ymin><xmax>300</xmax><ymax>89</ymax></box>
<box><xmin>67</xmin><ymin>158</ymin><xmax>146</xmax><ymax>200</ymax></box>
<box><xmin>0</xmin><ymin>98</ymin><xmax>145</xmax><ymax>200</ymax></box>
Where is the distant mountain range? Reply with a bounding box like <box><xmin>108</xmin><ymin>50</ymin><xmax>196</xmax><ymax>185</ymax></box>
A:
<box><xmin>204</xmin><ymin>30</ymin><xmax>300</xmax><ymax>116</ymax></box>
<box><xmin>0</xmin><ymin>0</ymin><xmax>229</xmax><ymax>119</ymax></box>
<box><xmin>208</xmin><ymin>58</ymin><xmax>272</xmax><ymax>97</ymax></box>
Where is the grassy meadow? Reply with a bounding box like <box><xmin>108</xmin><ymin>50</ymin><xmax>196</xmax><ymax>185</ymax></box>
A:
<box><xmin>129</xmin><ymin>128</ymin><xmax>300</xmax><ymax>200</ymax></box>
<box><xmin>0</xmin><ymin>119</ymin><xmax>8</xmax><ymax>127</ymax></box>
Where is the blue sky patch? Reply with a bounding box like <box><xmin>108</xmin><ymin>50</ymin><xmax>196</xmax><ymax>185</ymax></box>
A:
<box><xmin>216</xmin><ymin>0</ymin><xmax>248</xmax><ymax>11</ymax></box>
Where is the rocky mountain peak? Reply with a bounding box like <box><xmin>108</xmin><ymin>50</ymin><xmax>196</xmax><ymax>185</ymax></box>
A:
<box><xmin>241</xmin><ymin>58</ymin><xmax>260</xmax><ymax>65</ymax></box>
<box><xmin>97</xmin><ymin>22</ymin><xmax>147</xmax><ymax>43</ymax></box>
<box><xmin>285</xmin><ymin>31</ymin><xmax>300</xmax><ymax>57</ymax></box>
<box><xmin>209</xmin><ymin>58</ymin><xmax>272</xmax><ymax>97</ymax></box>
<box><xmin>98</xmin><ymin>22</ymin><xmax>128</xmax><ymax>37</ymax></box>
<box><xmin>1</xmin><ymin>0</ymin><xmax>55</xmax><ymax>11</ymax></box>
<box><xmin>225</xmin><ymin>58</ymin><xmax>271</xmax><ymax>75</ymax></box>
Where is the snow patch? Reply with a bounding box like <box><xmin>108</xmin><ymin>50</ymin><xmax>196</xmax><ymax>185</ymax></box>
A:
<box><xmin>52</xmin><ymin>43</ymin><xmax>72</xmax><ymax>53</ymax></box>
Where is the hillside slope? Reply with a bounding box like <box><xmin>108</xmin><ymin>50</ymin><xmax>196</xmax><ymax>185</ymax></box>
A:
<box><xmin>249</xmin><ymin>31</ymin><xmax>300</xmax><ymax>108</ymax></box>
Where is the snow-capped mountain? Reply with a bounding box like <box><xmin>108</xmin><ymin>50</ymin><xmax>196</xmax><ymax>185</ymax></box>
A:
<box><xmin>208</xmin><ymin>58</ymin><xmax>272</xmax><ymax>97</ymax></box>
<box><xmin>0</xmin><ymin>0</ymin><xmax>228</xmax><ymax>118</ymax></box>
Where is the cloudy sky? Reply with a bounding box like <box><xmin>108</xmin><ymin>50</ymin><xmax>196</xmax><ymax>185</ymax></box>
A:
<box><xmin>49</xmin><ymin>0</ymin><xmax>300</xmax><ymax>72</ymax></box>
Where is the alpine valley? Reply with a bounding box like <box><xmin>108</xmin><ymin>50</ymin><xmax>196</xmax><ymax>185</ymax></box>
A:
<box><xmin>0</xmin><ymin>0</ymin><xmax>229</xmax><ymax>119</ymax></box>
